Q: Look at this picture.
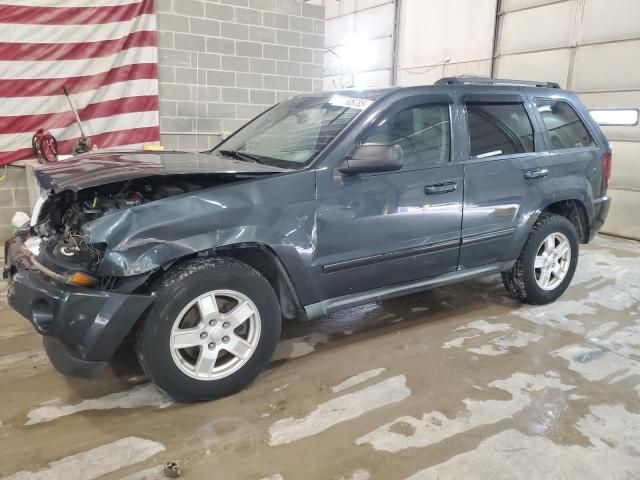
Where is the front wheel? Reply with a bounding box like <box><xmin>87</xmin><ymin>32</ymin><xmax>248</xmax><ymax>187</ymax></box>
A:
<box><xmin>502</xmin><ymin>214</ymin><xmax>579</xmax><ymax>305</ymax></box>
<box><xmin>136</xmin><ymin>257</ymin><xmax>281</xmax><ymax>402</ymax></box>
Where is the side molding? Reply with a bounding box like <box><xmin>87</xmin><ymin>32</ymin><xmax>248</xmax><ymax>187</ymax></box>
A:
<box><xmin>305</xmin><ymin>261</ymin><xmax>515</xmax><ymax>319</ymax></box>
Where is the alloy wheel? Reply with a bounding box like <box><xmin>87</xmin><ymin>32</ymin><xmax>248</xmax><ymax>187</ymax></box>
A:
<box><xmin>534</xmin><ymin>232</ymin><xmax>572</xmax><ymax>291</ymax></box>
<box><xmin>169</xmin><ymin>290</ymin><xmax>261</xmax><ymax>380</ymax></box>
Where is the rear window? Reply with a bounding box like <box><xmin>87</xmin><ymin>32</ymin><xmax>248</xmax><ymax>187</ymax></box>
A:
<box><xmin>466</xmin><ymin>103</ymin><xmax>534</xmax><ymax>158</ymax></box>
<box><xmin>535</xmin><ymin>99</ymin><xmax>595</xmax><ymax>150</ymax></box>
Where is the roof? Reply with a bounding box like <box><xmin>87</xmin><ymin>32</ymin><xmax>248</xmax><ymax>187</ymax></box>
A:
<box><xmin>312</xmin><ymin>77</ymin><xmax>569</xmax><ymax>100</ymax></box>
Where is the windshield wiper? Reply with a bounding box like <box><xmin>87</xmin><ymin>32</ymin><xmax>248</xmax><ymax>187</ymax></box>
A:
<box><xmin>218</xmin><ymin>149</ymin><xmax>263</xmax><ymax>164</ymax></box>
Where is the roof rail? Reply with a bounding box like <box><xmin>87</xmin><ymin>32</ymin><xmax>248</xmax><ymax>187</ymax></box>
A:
<box><xmin>435</xmin><ymin>76</ymin><xmax>561</xmax><ymax>89</ymax></box>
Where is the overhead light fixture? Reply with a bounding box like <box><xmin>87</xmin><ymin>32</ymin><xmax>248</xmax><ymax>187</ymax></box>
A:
<box><xmin>341</xmin><ymin>34</ymin><xmax>374</xmax><ymax>74</ymax></box>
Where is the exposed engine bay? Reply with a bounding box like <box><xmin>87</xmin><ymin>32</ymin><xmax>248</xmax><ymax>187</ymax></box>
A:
<box><xmin>33</xmin><ymin>175</ymin><xmax>233</xmax><ymax>273</ymax></box>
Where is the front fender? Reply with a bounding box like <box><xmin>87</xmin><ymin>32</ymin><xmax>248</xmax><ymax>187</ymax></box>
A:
<box><xmin>84</xmin><ymin>171</ymin><xmax>317</xmax><ymax>283</ymax></box>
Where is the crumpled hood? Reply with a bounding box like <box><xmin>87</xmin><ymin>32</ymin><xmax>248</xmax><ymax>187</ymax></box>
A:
<box><xmin>34</xmin><ymin>150</ymin><xmax>286</xmax><ymax>192</ymax></box>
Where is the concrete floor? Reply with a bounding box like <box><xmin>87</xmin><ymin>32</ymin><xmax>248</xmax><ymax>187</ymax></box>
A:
<box><xmin>0</xmin><ymin>235</ymin><xmax>639</xmax><ymax>479</ymax></box>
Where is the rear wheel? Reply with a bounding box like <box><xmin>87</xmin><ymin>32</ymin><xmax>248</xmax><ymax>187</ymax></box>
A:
<box><xmin>502</xmin><ymin>214</ymin><xmax>579</xmax><ymax>305</ymax></box>
<box><xmin>136</xmin><ymin>257</ymin><xmax>281</xmax><ymax>402</ymax></box>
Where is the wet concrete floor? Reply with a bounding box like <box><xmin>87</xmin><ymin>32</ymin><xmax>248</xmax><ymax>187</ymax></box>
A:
<box><xmin>0</xmin><ymin>235</ymin><xmax>639</xmax><ymax>479</ymax></box>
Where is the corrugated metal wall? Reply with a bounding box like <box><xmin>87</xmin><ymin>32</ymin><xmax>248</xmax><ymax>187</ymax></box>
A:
<box><xmin>322</xmin><ymin>0</ymin><xmax>640</xmax><ymax>240</ymax></box>
<box><xmin>324</xmin><ymin>0</ymin><xmax>395</xmax><ymax>89</ymax></box>
<box><xmin>395</xmin><ymin>0</ymin><xmax>496</xmax><ymax>86</ymax></box>
<box><xmin>494</xmin><ymin>0</ymin><xmax>640</xmax><ymax>239</ymax></box>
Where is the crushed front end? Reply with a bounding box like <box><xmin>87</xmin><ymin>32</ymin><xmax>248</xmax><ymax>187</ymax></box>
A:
<box><xmin>1</xmin><ymin>180</ymin><xmax>190</xmax><ymax>376</ymax></box>
<box><xmin>4</xmin><ymin>226</ymin><xmax>154</xmax><ymax>377</ymax></box>
<box><xmin>3</xmin><ymin>151</ymin><xmax>287</xmax><ymax>377</ymax></box>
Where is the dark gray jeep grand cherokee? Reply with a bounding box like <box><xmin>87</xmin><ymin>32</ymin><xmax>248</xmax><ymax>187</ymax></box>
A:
<box><xmin>4</xmin><ymin>77</ymin><xmax>611</xmax><ymax>402</ymax></box>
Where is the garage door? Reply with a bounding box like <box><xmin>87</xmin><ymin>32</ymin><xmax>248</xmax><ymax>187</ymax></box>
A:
<box><xmin>494</xmin><ymin>0</ymin><xmax>640</xmax><ymax>239</ymax></box>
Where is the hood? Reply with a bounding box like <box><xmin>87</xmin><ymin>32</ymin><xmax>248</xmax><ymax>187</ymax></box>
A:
<box><xmin>35</xmin><ymin>150</ymin><xmax>287</xmax><ymax>192</ymax></box>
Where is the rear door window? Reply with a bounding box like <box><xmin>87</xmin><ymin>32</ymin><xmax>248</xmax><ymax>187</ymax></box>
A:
<box><xmin>466</xmin><ymin>103</ymin><xmax>535</xmax><ymax>158</ymax></box>
<box><xmin>535</xmin><ymin>99</ymin><xmax>595</xmax><ymax>150</ymax></box>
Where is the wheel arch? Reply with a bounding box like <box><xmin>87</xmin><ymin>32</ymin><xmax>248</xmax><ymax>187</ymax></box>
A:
<box><xmin>540</xmin><ymin>199</ymin><xmax>590</xmax><ymax>244</ymax></box>
<box><xmin>156</xmin><ymin>243</ymin><xmax>308</xmax><ymax>322</ymax></box>
<box><xmin>217</xmin><ymin>243</ymin><xmax>308</xmax><ymax>321</ymax></box>
<box><xmin>505</xmin><ymin>198</ymin><xmax>590</xmax><ymax>265</ymax></box>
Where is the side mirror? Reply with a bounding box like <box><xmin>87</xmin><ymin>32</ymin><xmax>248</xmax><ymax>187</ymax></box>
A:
<box><xmin>338</xmin><ymin>144</ymin><xmax>403</xmax><ymax>175</ymax></box>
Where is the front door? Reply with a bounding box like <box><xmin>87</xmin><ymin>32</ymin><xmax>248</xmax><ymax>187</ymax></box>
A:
<box><xmin>313</xmin><ymin>96</ymin><xmax>464</xmax><ymax>301</ymax></box>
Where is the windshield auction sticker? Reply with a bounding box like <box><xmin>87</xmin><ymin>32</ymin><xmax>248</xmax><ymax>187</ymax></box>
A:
<box><xmin>329</xmin><ymin>95</ymin><xmax>373</xmax><ymax>110</ymax></box>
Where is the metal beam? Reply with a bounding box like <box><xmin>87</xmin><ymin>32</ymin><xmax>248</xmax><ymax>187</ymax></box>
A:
<box><xmin>490</xmin><ymin>0</ymin><xmax>502</xmax><ymax>78</ymax></box>
<box><xmin>391</xmin><ymin>0</ymin><xmax>402</xmax><ymax>86</ymax></box>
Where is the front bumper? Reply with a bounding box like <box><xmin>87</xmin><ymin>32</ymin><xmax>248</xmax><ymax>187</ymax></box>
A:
<box><xmin>4</xmin><ymin>234</ymin><xmax>154</xmax><ymax>377</ymax></box>
<box><xmin>589</xmin><ymin>195</ymin><xmax>611</xmax><ymax>241</ymax></box>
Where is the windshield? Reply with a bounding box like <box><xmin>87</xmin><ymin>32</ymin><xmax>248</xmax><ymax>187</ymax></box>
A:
<box><xmin>210</xmin><ymin>95</ymin><xmax>371</xmax><ymax>168</ymax></box>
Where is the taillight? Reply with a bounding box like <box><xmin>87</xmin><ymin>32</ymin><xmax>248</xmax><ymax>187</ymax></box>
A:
<box><xmin>602</xmin><ymin>152</ymin><xmax>612</xmax><ymax>188</ymax></box>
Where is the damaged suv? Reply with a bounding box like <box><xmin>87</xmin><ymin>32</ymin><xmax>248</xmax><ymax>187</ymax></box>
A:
<box><xmin>5</xmin><ymin>77</ymin><xmax>611</xmax><ymax>402</ymax></box>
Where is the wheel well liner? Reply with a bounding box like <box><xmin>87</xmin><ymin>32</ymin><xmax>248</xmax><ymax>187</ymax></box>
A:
<box><xmin>542</xmin><ymin>199</ymin><xmax>589</xmax><ymax>243</ymax></box>
<box><xmin>174</xmin><ymin>243</ymin><xmax>308</xmax><ymax>321</ymax></box>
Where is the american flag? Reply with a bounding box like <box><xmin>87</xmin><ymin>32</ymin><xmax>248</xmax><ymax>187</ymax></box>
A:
<box><xmin>0</xmin><ymin>0</ymin><xmax>160</xmax><ymax>165</ymax></box>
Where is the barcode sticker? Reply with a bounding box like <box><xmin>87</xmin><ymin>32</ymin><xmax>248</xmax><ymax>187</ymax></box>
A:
<box><xmin>329</xmin><ymin>94</ymin><xmax>373</xmax><ymax>110</ymax></box>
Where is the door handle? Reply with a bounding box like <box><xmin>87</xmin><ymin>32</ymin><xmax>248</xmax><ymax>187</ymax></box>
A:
<box><xmin>424</xmin><ymin>181</ymin><xmax>457</xmax><ymax>195</ymax></box>
<box><xmin>524</xmin><ymin>168</ymin><xmax>549</xmax><ymax>179</ymax></box>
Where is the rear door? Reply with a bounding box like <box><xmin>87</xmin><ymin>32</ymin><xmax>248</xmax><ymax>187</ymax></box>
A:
<box><xmin>459</xmin><ymin>92</ymin><xmax>555</xmax><ymax>268</ymax></box>
<box><xmin>313</xmin><ymin>94</ymin><xmax>464</xmax><ymax>300</ymax></box>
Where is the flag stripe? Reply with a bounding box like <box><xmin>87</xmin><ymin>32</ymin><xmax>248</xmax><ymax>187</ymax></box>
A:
<box><xmin>1</xmin><ymin>79</ymin><xmax>158</xmax><ymax>116</ymax></box>
<box><xmin>0</xmin><ymin>111</ymin><xmax>159</xmax><ymax>151</ymax></box>
<box><xmin>0</xmin><ymin>1</ymin><xmax>154</xmax><ymax>25</ymax></box>
<box><xmin>0</xmin><ymin>148</ymin><xmax>40</xmax><ymax>164</ymax></box>
<box><xmin>0</xmin><ymin>95</ymin><xmax>158</xmax><ymax>134</ymax></box>
<box><xmin>0</xmin><ymin>1</ymin><xmax>142</xmax><ymax>7</ymax></box>
<box><xmin>0</xmin><ymin>63</ymin><xmax>157</xmax><ymax>98</ymax></box>
<box><xmin>54</xmin><ymin>126</ymin><xmax>161</xmax><ymax>151</ymax></box>
<box><xmin>0</xmin><ymin>31</ymin><xmax>156</xmax><ymax>61</ymax></box>
<box><xmin>0</xmin><ymin>0</ymin><xmax>159</xmax><ymax>165</ymax></box>
<box><xmin>1</xmin><ymin>46</ymin><xmax>157</xmax><ymax>80</ymax></box>
<box><xmin>0</xmin><ymin>13</ymin><xmax>155</xmax><ymax>43</ymax></box>
<box><xmin>0</xmin><ymin>126</ymin><xmax>160</xmax><ymax>164</ymax></box>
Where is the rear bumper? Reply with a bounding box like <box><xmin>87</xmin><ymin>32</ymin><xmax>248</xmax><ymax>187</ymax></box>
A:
<box><xmin>4</xmin><ymin>234</ymin><xmax>154</xmax><ymax>377</ymax></box>
<box><xmin>589</xmin><ymin>195</ymin><xmax>611</xmax><ymax>241</ymax></box>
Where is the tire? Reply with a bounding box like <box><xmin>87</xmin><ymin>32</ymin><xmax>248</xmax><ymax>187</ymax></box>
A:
<box><xmin>501</xmin><ymin>214</ymin><xmax>579</xmax><ymax>305</ymax></box>
<box><xmin>136</xmin><ymin>257</ymin><xmax>281</xmax><ymax>402</ymax></box>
